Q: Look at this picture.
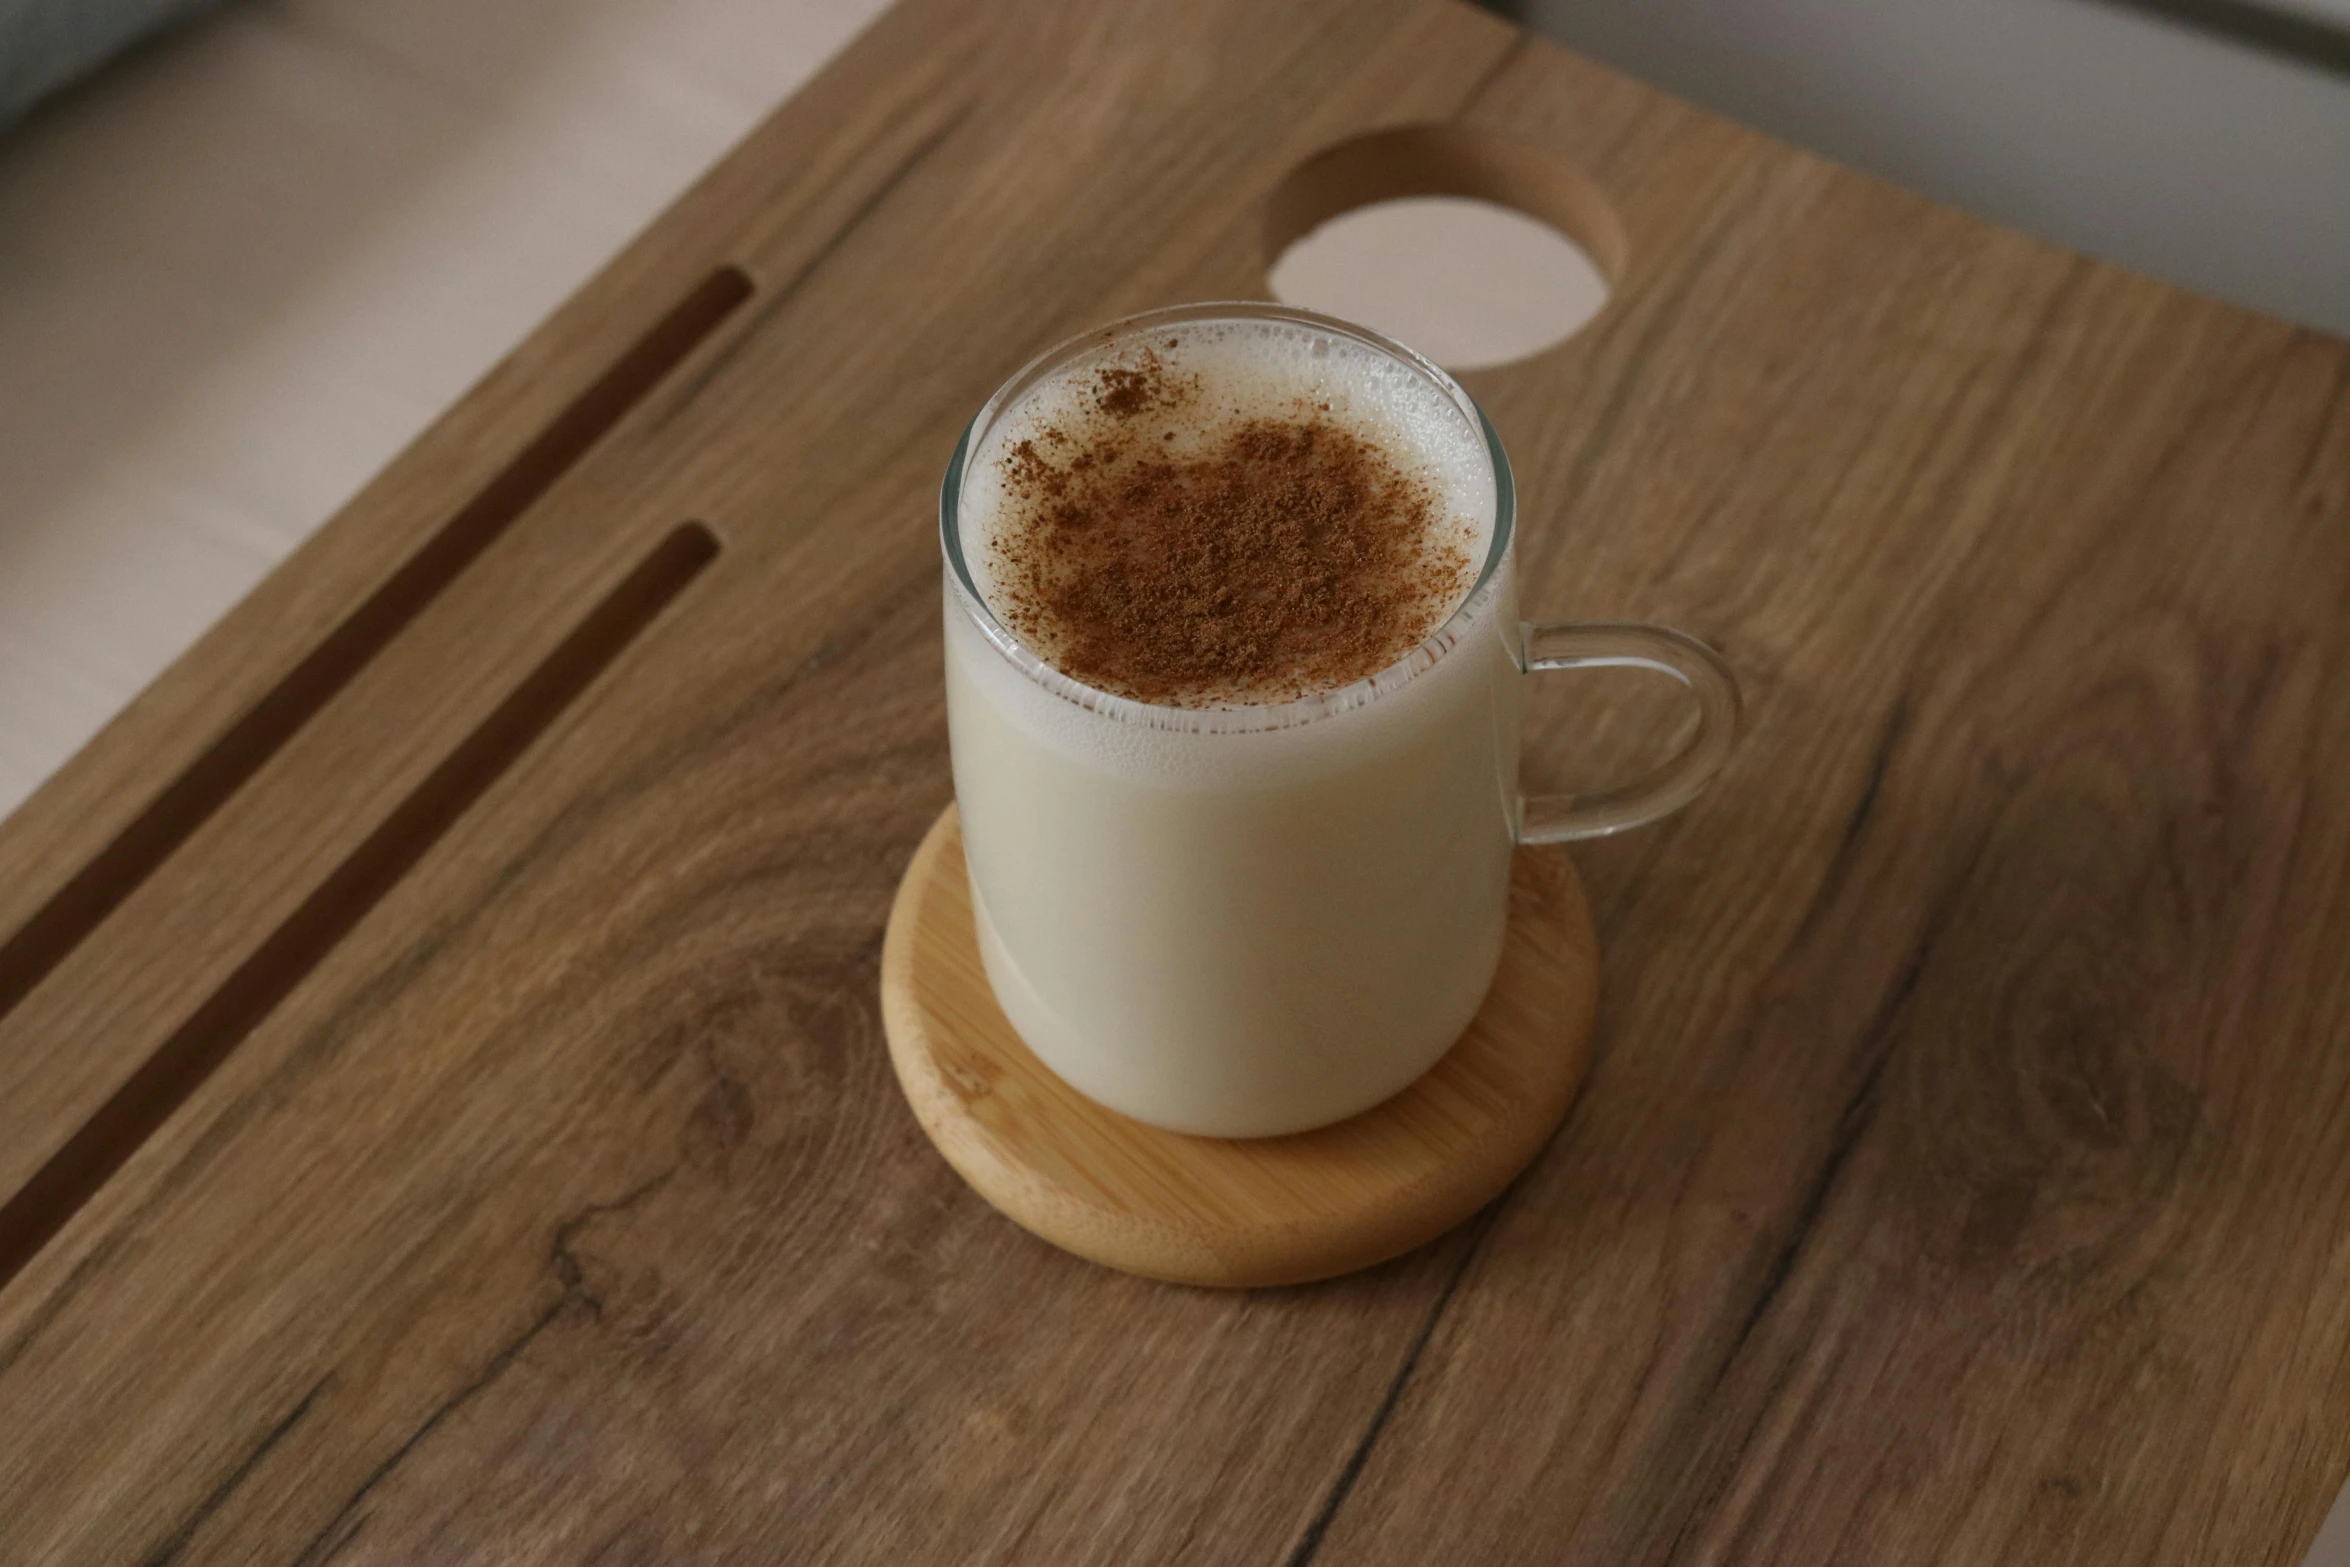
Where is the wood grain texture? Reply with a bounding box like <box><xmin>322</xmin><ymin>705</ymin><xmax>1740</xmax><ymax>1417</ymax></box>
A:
<box><xmin>881</xmin><ymin>805</ymin><xmax>1598</xmax><ymax>1287</ymax></box>
<box><xmin>0</xmin><ymin>0</ymin><xmax>2344</xmax><ymax>1561</ymax></box>
<box><xmin>1310</xmin><ymin>37</ymin><xmax>2350</xmax><ymax>1567</ymax></box>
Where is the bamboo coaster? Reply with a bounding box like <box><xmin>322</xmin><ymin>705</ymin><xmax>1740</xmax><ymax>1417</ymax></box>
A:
<box><xmin>879</xmin><ymin>804</ymin><xmax>1598</xmax><ymax>1287</ymax></box>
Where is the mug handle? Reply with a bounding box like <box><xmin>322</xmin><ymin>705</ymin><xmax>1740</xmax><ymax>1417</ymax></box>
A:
<box><xmin>1517</xmin><ymin>621</ymin><xmax>1742</xmax><ymax>843</ymax></box>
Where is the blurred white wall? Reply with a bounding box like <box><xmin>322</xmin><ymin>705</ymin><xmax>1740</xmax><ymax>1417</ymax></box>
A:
<box><xmin>0</xmin><ymin>0</ymin><xmax>882</xmax><ymax>815</ymax></box>
<box><xmin>1517</xmin><ymin>0</ymin><xmax>2350</xmax><ymax>337</ymax></box>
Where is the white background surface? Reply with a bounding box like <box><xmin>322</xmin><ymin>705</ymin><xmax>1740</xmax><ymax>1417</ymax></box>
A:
<box><xmin>0</xmin><ymin>2</ymin><xmax>2344</xmax><ymax>1556</ymax></box>
<box><xmin>1520</xmin><ymin>0</ymin><xmax>2350</xmax><ymax>338</ymax></box>
<box><xmin>0</xmin><ymin>0</ymin><xmax>880</xmax><ymax>815</ymax></box>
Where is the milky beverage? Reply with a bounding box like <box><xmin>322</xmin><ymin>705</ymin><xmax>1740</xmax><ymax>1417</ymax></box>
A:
<box><xmin>945</xmin><ymin>314</ymin><xmax>1520</xmax><ymax>1137</ymax></box>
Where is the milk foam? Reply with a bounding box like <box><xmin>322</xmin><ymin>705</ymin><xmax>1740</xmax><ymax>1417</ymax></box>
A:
<box><xmin>949</xmin><ymin>316</ymin><xmax>1508</xmax><ymax>795</ymax></box>
<box><xmin>961</xmin><ymin>317</ymin><xmax>1498</xmax><ymax>673</ymax></box>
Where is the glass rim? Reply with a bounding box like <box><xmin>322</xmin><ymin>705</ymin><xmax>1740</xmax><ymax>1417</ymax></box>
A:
<box><xmin>939</xmin><ymin>300</ymin><xmax>1516</xmax><ymax>734</ymax></box>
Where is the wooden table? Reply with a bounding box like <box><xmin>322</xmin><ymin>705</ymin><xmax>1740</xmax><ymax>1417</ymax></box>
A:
<box><xmin>2</xmin><ymin>0</ymin><xmax>2346</xmax><ymax>1559</ymax></box>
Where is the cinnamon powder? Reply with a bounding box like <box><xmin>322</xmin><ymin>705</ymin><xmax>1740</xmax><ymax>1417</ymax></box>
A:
<box><xmin>986</xmin><ymin>353</ymin><xmax>1473</xmax><ymax>707</ymax></box>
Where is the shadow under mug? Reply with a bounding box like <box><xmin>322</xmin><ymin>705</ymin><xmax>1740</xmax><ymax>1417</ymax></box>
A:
<box><xmin>942</xmin><ymin>302</ymin><xmax>1738</xmax><ymax>1139</ymax></box>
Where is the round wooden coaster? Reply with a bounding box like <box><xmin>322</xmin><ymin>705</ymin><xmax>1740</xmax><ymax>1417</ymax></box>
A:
<box><xmin>879</xmin><ymin>805</ymin><xmax>1598</xmax><ymax>1288</ymax></box>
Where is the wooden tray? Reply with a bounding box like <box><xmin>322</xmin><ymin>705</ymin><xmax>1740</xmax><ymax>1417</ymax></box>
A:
<box><xmin>1</xmin><ymin>0</ymin><xmax>2346</xmax><ymax>1559</ymax></box>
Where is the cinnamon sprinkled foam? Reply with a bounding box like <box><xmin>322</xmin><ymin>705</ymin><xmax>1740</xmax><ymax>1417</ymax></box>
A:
<box><xmin>964</xmin><ymin>320</ymin><xmax>1494</xmax><ymax>708</ymax></box>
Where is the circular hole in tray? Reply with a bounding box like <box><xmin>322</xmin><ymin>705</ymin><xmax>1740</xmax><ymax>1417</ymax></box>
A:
<box><xmin>1264</xmin><ymin>125</ymin><xmax>1624</xmax><ymax>371</ymax></box>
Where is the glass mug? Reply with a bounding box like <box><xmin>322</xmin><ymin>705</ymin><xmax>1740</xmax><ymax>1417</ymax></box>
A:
<box><xmin>941</xmin><ymin>303</ymin><xmax>1737</xmax><ymax>1138</ymax></box>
